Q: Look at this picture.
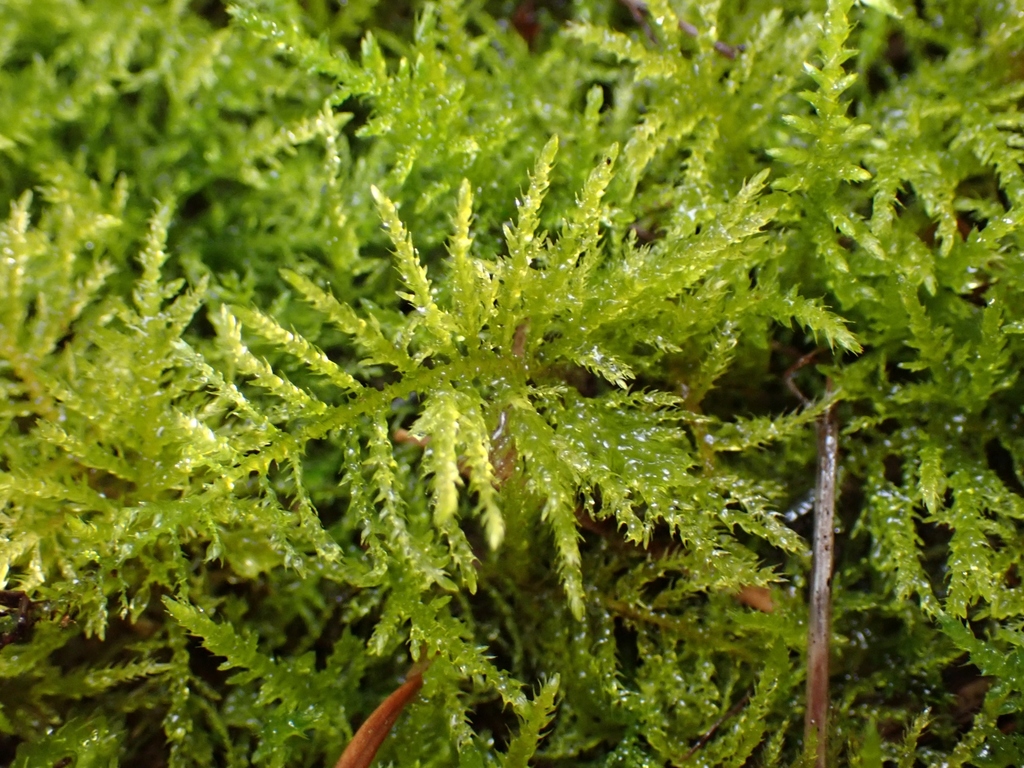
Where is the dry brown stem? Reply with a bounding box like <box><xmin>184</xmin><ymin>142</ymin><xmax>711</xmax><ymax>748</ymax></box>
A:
<box><xmin>805</xmin><ymin>390</ymin><xmax>837</xmax><ymax>768</ymax></box>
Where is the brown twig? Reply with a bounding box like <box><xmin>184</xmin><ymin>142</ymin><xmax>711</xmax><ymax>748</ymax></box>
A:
<box><xmin>618</xmin><ymin>0</ymin><xmax>743</xmax><ymax>58</ymax></box>
<box><xmin>783</xmin><ymin>349</ymin><xmax>822</xmax><ymax>408</ymax></box>
<box><xmin>805</xmin><ymin>385</ymin><xmax>837</xmax><ymax>768</ymax></box>
<box><xmin>782</xmin><ymin>351</ymin><xmax>838</xmax><ymax>764</ymax></box>
<box><xmin>677</xmin><ymin>19</ymin><xmax>741</xmax><ymax>59</ymax></box>
<box><xmin>0</xmin><ymin>589</ymin><xmax>35</xmax><ymax>648</ymax></box>
<box><xmin>619</xmin><ymin>0</ymin><xmax>656</xmax><ymax>43</ymax></box>
<box><xmin>334</xmin><ymin>654</ymin><xmax>433</xmax><ymax>768</ymax></box>
<box><xmin>680</xmin><ymin>691</ymin><xmax>752</xmax><ymax>762</ymax></box>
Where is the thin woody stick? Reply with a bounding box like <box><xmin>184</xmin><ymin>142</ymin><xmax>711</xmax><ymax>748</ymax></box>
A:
<box><xmin>783</xmin><ymin>351</ymin><xmax>838</xmax><ymax>765</ymax></box>
<box><xmin>618</xmin><ymin>0</ymin><xmax>743</xmax><ymax>58</ymax></box>
<box><xmin>678</xmin><ymin>19</ymin><xmax>741</xmax><ymax>59</ymax></box>
<box><xmin>784</xmin><ymin>350</ymin><xmax>822</xmax><ymax>407</ymax></box>
<box><xmin>0</xmin><ymin>590</ymin><xmax>35</xmax><ymax>648</ymax></box>
<box><xmin>334</xmin><ymin>654</ymin><xmax>433</xmax><ymax>768</ymax></box>
<box><xmin>681</xmin><ymin>691</ymin><xmax>752</xmax><ymax>762</ymax></box>
<box><xmin>805</xmin><ymin>385</ymin><xmax>837</xmax><ymax>768</ymax></box>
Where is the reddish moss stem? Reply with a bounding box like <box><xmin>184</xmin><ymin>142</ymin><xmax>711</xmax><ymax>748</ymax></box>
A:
<box><xmin>334</xmin><ymin>657</ymin><xmax>431</xmax><ymax>768</ymax></box>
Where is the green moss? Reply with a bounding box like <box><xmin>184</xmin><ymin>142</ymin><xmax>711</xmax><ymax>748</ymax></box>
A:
<box><xmin>2</xmin><ymin>0</ymin><xmax>1024</xmax><ymax>764</ymax></box>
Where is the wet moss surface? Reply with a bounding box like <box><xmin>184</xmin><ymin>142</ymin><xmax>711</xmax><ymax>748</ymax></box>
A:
<box><xmin>1</xmin><ymin>0</ymin><xmax>1023</xmax><ymax>765</ymax></box>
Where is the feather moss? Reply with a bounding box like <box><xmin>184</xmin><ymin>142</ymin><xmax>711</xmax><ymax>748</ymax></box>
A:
<box><xmin>2</xmin><ymin>0</ymin><xmax>1024</xmax><ymax>764</ymax></box>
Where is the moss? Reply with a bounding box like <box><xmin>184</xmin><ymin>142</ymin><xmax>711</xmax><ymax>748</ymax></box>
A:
<box><xmin>2</xmin><ymin>0</ymin><xmax>1023</xmax><ymax>764</ymax></box>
